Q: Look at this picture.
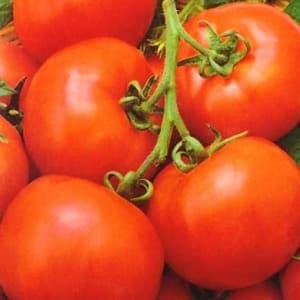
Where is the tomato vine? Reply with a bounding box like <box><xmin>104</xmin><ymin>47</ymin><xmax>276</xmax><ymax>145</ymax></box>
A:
<box><xmin>104</xmin><ymin>0</ymin><xmax>249</xmax><ymax>202</ymax></box>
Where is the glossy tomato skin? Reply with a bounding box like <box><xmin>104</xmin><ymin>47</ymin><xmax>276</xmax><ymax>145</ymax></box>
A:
<box><xmin>0</xmin><ymin>116</ymin><xmax>29</xmax><ymax>218</ymax></box>
<box><xmin>14</xmin><ymin>0</ymin><xmax>157</xmax><ymax>62</ymax></box>
<box><xmin>156</xmin><ymin>270</ymin><xmax>192</xmax><ymax>300</ymax></box>
<box><xmin>0</xmin><ymin>40</ymin><xmax>38</xmax><ymax>104</ymax></box>
<box><xmin>227</xmin><ymin>280</ymin><xmax>282</xmax><ymax>300</ymax></box>
<box><xmin>147</xmin><ymin>163</ymin><xmax>185</xmax><ymax>244</ymax></box>
<box><xmin>280</xmin><ymin>256</ymin><xmax>300</xmax><ymax>299</ymax></box>
<box><xmin>176</xmin><ymin>3</ymin><xmax>300</xmax><ymax>144</ymax></box>
<box><xmin>0</xmin><ymin>175</ymin><xmax>164</xmax><ymax>300</ymax></box>
<box><xmin>148</xmin><ymin>137</ymin><xmax>300</xmax><ymax>290</ymax></box>
<box><xmin>23</xmin><ymin>38</ymin><xmax>157</xmax><ymax>183</ymax></box>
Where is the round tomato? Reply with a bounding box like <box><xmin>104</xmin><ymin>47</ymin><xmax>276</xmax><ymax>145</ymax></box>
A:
<box><xmin>0</xmin><ymin>116</ymin><xmax>29</xmax><ymax>218</ymax></box>
<box><xmin>227</xmin><ymin>280</ymin><xmax>282</xmax><ymax>300</ymax></box>
<box><xmin>23</xmin><ymin>38</ymin><xmax>157</xmax><ymax>183</ymax></box>
<box><xmin>147</xmin><ymin>136</ymin><xmax>300</xmax><ymax>290</ymax></box>
<box><xmin>0</xmin><ymin>175</ymin><xmax>164</xmax><ymax>299</ymax></box>
<box><xmin>176</xmin><ymin>3</ymin><xmax>300</xmax><ymax>144</ymax></box>
<box><xmin>13</xmin><ymin>0</ymin><xmax>157</xmax><ymax>62</ymax></box>
<box><xmin>280</xmin><ymin>256</ymin><xmax>300</xmax><ymax>299</ymax></box>
<box><xmin>146</xmin><ymin>163</ymin><xmax>186</xmax><ymax>242</ymax></box>
<box><xmin>0</xmin><ymin>40</ymin><xmax>38</xmax><ymax>104</ymax></box>
<box><xmin>156</xmin><ymin>270</ymin><xmax>192</xmax><ymax>300</ymax></box>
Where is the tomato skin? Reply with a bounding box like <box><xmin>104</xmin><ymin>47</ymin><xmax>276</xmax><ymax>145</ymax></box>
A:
<box><xmin>176</xmin><ymin>3</ymin><xmax>300</xmax><ymax>144</ymax></box>
<box><xmin>23</xmin><ymin>38</ymin><xmax>157</xmax><ymax>182</ymax></box>
<box><xmin>147</xmin><ymin>163</ymin><xmax>185</xmax><ymax>245</ymax></box>
<box><xmin>14</xmin><ymin>0</ymin><xmax>157</xmax><ymax>62</ymax></box>
<box><xmin>148</xmin><ymin>137</ymin><xmax>300</xmax><ymax>290</ymax></box>
<box><xmin>147</xmin><ymin>55</ymin><xmax>165</xmax><ymax>77</ymax></box>
<box><xmin>156</xmin><ymin>270</ymin><xmax>192</xmax><ymax>300</ymax></box>
<box><xmin>0</xmin><ymin>175</ymin><xmax>164</xmax><ymax>300</ymax></box>
<box><xmin>0</xmin><ymin>40</ymin><xmax>38</xmax><ymax>104</ymax></box>
<box><xmin>227</xmin><ymin>280</ymin><xmax>282</xmax><ymax>300</ymax></box>
<box><xmin>0</xmin><ymin>116</ymin><xmax>29</xmax><ymax>218</ymax></box>
<box><xmin>280</xmin><ymin>256</ymin><xmax>300</xmax><ymax>299</ymax></box>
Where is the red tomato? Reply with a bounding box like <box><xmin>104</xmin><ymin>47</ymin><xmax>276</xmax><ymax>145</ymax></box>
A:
<box><xmin>0</xmin><ymin>175</ymin><xmax>164</xmax><ymax>299</ymax></box>
<box><xmin>147</xmin><ymin>163</ymin><xmax>186</xmax><ymax>243</ymax></box>
<box><xmin>13</xmin><ymin>0</ymin><xmax>157</xmax><ymax>62</ymax></box>
<box><xmin>147</xmin><ymin>55</ymin><xmax>165</xmax><ymax>77</ymax></box>
<box><xmin>0</xmin><ymin>116</ymin><xmax>29</xmax><ymax>218</ymax></box>
<box><xmin>176</xmin><ymin>3</ymin><xmax>300</xmax><ymax>144</ymax></box>
<box><xmin>156</xmin><ymin>270</ymin><xmax>192</xmax><ymax>300</ymax></box>
<box><xmin>227</xmin><ymin>280</ymin><xmax>282</xmax><ymax>300</ymax></box>
<box><xmin>0</xmin><ymin>40</ymin><xmax>38</xmax><ymax>104</ymax></box>
<box><xmin>280</xmin><ymin>256</ymin><xmax>300</xmax><ymax>300</ymax></box>
<box><xmin>147</xmin><ymin>137</ymin><xmax>300</xmax><ymax>290</ymax></box>
<box><xmin>23</xmin><ymin>38</ymin><xmax>158</xmax><ymax>182</ymax></box>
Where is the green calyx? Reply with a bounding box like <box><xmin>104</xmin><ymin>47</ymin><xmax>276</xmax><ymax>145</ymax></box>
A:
<box><xmin>120</xmin><ymin>76</ymin><xmax>162</xmax><ymax>134</ymax></box>
<box><xmin>177</xmin><ymin>21</ymin><xmax>250</xmax><ymax>77</ymax></box>
<box><xmin>0</xmin><ymin>79</ymin><xmax>16</xmax><ymax>97</ymax></box>
<box><xmin>104</xmin><ymin>171</ymin><xmax>154</xmax><ymax>204</ymax></box>
<box><xmin>0</xmin><ymin>78</ymin><xmax>26</xmax><ymax>133</ymax></box>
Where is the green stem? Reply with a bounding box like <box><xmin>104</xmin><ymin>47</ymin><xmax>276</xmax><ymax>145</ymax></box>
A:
<box><xmin>142</xmin><ymin>0</ymin><xmax>206</xmax><ymax>111</ymax></box>
<box><xmin>135</xmin><ymin>0</ymin><xmax>192</xmax><ymax>179</ymax></box>
<box><xmin>174</xmin><ymin>12</ymin><xmax>217</xmax><ymax>59</ymax></box>
<box><xmin>105</xmin><ymin>0</ymin><xmax>249</xmax><ymax>201</ymax></box>
<box><xmin>178</xmin><ymin>0</ymin><xmax>204</xmax><ymax>24</ymax></box>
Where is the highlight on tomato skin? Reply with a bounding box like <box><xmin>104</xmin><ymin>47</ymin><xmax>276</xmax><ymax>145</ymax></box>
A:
<box><xmin>176</xmin><ymin>3</ymin><xmax>300</xmax><ymax>144</ymax></box>
<box><xmin>13</xmin><ymin>0</ymin><xmax>158</xmax><ymax>62</ymax></box>
<box><xmin>147</xmin><ymin>136</ymin><xmax>300</xmax><ymax>290</ymax></box>
<box><xmin>0</xmin><ymin>175</ymin><xmax>164</xmax><ymax>300</ymax></box>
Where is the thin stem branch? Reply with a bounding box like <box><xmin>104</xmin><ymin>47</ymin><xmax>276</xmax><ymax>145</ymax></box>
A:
<box><xmin>135</xmin><ymin>0</ymin><xmax>193</xmax><ymax>179</ymax></box>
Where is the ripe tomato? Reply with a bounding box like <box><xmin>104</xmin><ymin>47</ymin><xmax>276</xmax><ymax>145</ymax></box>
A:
<box><xmin>227</xmin><ymin>280</ymin><xmax>282</xmax><ymax>300</ymax></box>
<box><xmin>13</xmin><ymin>0</ymin><xmax>157</xmax><ymax>62</ymax></box>
<box><xmin>0</xmin><ymin>40</ymin><xmax>38</xmax><ymax>104</ymax></box>
<box><xmin>156</xmin><ymin>270</ymin><xmax>192</xmax><ymax>300</ymax></box>
<box><xmin>146</xmin><ymin>163</ymin><xmax>186</xmax><ymax>243</ymax></box>
<box><xmin>176</xmin><ymin>3</ymin><xmax>300</xmax><ymax>144</ymax></box>
<box><xmin>0</xmin><ymin>175</ymin><xmax>164</xmax><ymax>299</ymax></box>
<box><xmin>147</xmin><ymin>55</ymin><xmax>165</xmax><ymax>76</ymax></box>
<box><xmin>23</xmin><ymin>38</ymin><xmax>157</xmax><ymax>183</ymax></box>
<box><xmin>0</xmin><ymin>116</ymin><xmax>29</xmax><ymax>218</ymax></box>
<box><xmin>280</xmin><ymin>256</ymin><xmax>300</xmax><ymax>300</ymax></box>
<box><xmin>147</xmin><ymin>137</ymin><xmax>300</xmax><ymax>290</ymax></box>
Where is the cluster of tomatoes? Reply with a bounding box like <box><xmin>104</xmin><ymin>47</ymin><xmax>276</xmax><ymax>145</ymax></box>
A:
<box><xmin>0</xmin><ymin>0</ymin><xmax>300</xmax><ymax>299</ymax></box>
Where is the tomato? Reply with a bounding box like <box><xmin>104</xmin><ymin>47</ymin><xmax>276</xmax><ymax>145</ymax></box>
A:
<box><xmin>147</xmin><ymin>163</ymin><xmax>186</xmax><ymax>243</ymax></box>
<box><xmin>0</xmin><ymin>40</ymin><xmax>38</xmax><ymax>104</ymax></box>
<box><xmin>13</xmin><ymin>0</ymin><xmax>157</xmax><ymax>62</ymax></box>
<box><xmin>23</xmin><ymin>38</ymin><xmax>158</xmax><ymax>183</ymax></box>
<box><xmin>147</xmin><ymin>55</ymin><xmax>165</xmax><ymax>76</ymax></box>
<box><xmin>147</xmin><ymin>137</ymin><xmax>300</xmax><ymax>290</ymax></box>
<box><xmin>156</xmin><ymin>270</ymin><xmax>192</xmax><ymax>300</ymax></box>
<box><xmin>0</xmin><ymin>116</ymin><xmax>29</xmax><ymax>218</ymax></box>
<box><xmin>176</xmin><ymin>3</ymin><xmax>300</xmax><ymax>144</ymax></box>
<box><xmin>227</xmin><ymin>280</ymin><xmax>282</xmax><ymax>300</ymax></box>
<box><xmin>280</xmin><ymin>256</ymin><xmax>300</xmax><ymax>299</ymax></box>
<box><xmin>0</xmin><ymin>175</ymin><xmax>164</xmax><ymax>299</ymax></box>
